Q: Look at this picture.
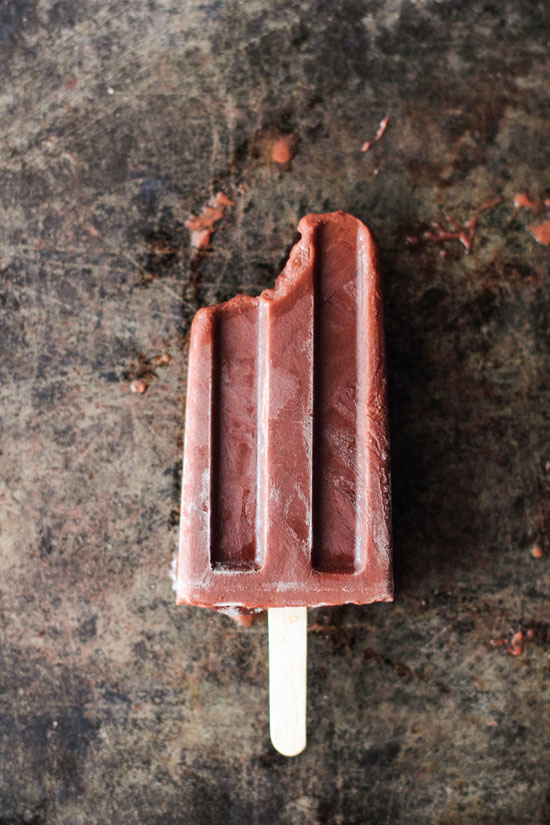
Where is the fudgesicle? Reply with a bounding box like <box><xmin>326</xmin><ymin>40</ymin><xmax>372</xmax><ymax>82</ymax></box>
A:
<box><xmin>177</xmin><ymin>211</ymin><xmax>392</xmax><ymax>613</ymax></box>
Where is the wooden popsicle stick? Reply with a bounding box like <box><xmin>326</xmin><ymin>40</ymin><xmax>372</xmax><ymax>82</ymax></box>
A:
<box><xmin>268</xmin><ymin>606</ymin><xmax>307</xmax><ymax>756</ymax></box>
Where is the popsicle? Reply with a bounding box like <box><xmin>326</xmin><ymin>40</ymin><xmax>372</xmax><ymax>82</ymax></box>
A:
<box><xmin>177</xmin><ymin>211</ymin><xmax>392</xmax><ymax>754</ymax></box>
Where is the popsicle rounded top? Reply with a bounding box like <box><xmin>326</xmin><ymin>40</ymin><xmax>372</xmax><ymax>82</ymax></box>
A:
<box><xmin>177</xmin><ymin>211</ymin><xmax>393</xmax><ymax>611</ymax></box>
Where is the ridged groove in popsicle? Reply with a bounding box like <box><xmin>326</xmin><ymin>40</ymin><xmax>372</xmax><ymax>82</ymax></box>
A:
<box><xmin>255</xmin><ymin>296</ymin><xmax>270</xmax><ymax>571</ymax></box>
<box><xmin>311</xmin><ymin>220</ymin><xmax>360</xmax><ymax>573</ymax></box>
<box><xmin>210</xmin><ymin>300</ymin><xmax>260</xmax><ymax>569</ymax></box>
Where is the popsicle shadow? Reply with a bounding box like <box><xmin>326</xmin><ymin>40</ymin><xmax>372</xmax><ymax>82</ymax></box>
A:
<box><xmin>381</xmin><ymin>249</ymin><xmax>523</xmax><ymax>597</ymax></box>
<box><xmin>318</xmin><ymin>243</ymin><xmax>490</xmax><ymax>619</ymax></box>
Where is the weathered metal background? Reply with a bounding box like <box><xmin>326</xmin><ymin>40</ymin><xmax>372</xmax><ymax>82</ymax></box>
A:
<box><xmin>1</xmin><ymin>1</ymin><xmax>549</xmax><ymax>822</ymax></box>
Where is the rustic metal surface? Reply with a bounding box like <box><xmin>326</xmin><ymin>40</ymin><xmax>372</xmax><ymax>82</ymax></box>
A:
<box><xmin>1</xmin><ymin>1</ymin><xmax>549</xmax><ymax>823</ymax></box>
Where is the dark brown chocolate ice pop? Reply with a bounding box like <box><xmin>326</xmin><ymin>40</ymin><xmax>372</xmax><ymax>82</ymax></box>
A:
<box><xmin>177</xmin><ymin>211</ymin><xmax>392</xmax><ymax>754</ymax></box>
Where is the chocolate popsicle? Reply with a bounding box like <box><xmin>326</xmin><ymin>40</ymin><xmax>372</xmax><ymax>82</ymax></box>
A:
<box><xmin>177</xmin><ymin>211</ymin><xmax>392</xmax><ymax>612</ymax></box>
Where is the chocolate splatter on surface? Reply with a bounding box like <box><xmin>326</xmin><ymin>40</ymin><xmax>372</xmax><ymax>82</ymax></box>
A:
<box><xmin>361</xmin><ymin>114</ymin><xmax>389</xmax><ymax>153</ymax></box>
<box><xmin>186</xmin><ymin>192</ymin><xmax>234</xmax><ymax>250</ymax></box>
<box><xmin>271</xmin><ymin>136</ymin><xmax>296</xmax><ymax>165</ymax></box>
<box><xmin>529</xmin><ymin>219</ymin><xmax>550</xmax><ymax>247</ymax></box>
<box><xmin>408</xmin><ymin>197</ymin><xmax>503</xmax><ymax>253</ymax></box>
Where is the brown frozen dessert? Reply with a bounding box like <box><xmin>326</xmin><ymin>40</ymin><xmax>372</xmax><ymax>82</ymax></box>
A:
<box><xmin>177</xmin><ymin>212</ymin><xmax>392</xmax><ymax>612</ymax></box>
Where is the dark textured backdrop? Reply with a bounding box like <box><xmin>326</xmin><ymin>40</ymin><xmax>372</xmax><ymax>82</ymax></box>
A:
<box><xmin>1</xmin><ymin>1</ymin><xmax>550</xmax><ymax>823</ymax></box>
